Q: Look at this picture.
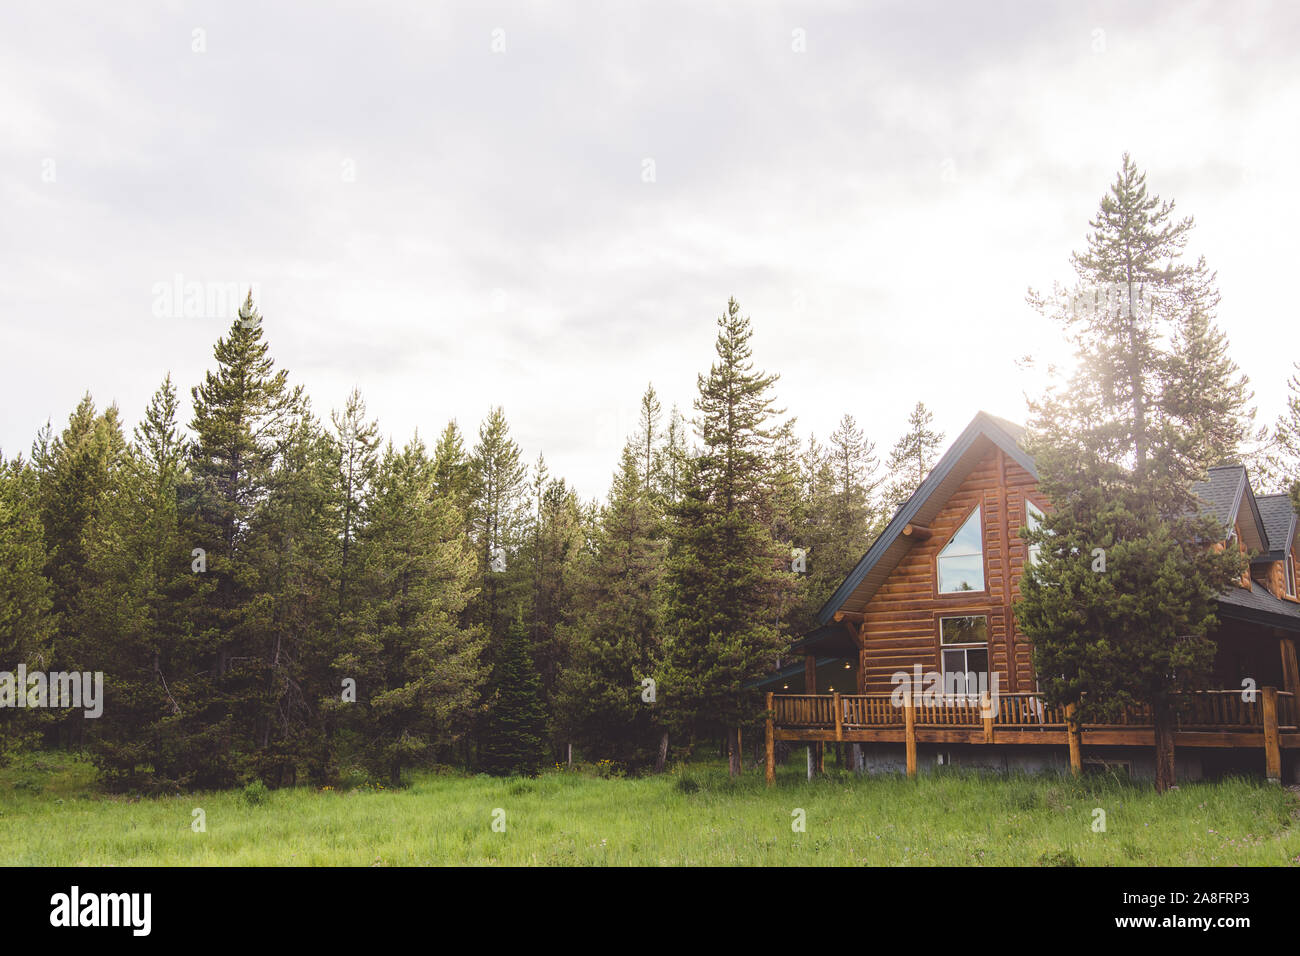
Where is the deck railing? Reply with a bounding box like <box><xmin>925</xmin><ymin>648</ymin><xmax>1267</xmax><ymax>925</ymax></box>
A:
<box><xmin>771</xmin><ymin>689</ymin><xmax>1296</xmax><ymax>733</ymax></box>
<box><xmin>765</xmin><ymin>688</ymin><xmax>1295</xmax><ymax>784</ymax></box>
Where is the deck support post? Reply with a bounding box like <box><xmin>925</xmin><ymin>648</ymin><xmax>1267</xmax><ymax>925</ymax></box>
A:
<box><xmin>765</xmin><ymin>693</ymin><xmax>775</xmax><ymax>786</ymax></box>
<box><xmin>806</xmin><ymin>746</ymin><xmax>814</xmax><ymax>781</ymax></box>
<box><xmin>833</xmin><ymin>692</ymin><xmax>843</xmax><ymax>742</ymax></box>
<box><xmin>1065</xmin><ymin>702</ymin><xmax>1082</xmax><ymax>776</ymax></box>
<box><xmin>904</xmin><ymin>695</ymin><xmax>917</xmax><ymax>778</ymax></box>
<box><xmin>851</xmin><ymin>743</ymin><xmax>863</xmax><ymax>773</ymax></box>
<box><xmin>1263</xmin><ymin>686</ymin><xmax>1281</xmax><ymax>784</ymax></box>
<box><xmin>981</xmin><ymin>692</ymin><xmax>994</xmax><ymax>744</ymax></box>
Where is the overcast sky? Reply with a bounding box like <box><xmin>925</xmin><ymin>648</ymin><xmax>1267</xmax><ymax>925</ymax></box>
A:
<box><xmin>3</xmin><ymin>1</ymin><xmax>1298</xmax><ymax>500</ymax></box>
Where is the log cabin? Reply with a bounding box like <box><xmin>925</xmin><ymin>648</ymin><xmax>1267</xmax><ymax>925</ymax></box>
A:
<box><xmin>759</xmin><ymin>411</ymin><xmax>1300</xmax><ymax>783</ymax></box>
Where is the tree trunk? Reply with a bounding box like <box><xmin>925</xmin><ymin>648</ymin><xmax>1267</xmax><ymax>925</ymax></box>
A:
<box><xmin>653</xmin><ymin>732</ymin><xmax>669</xmax><ymax>773</ymax></box>
<box><xmin>727</xmin><ymin>727</ymin><xmax>741</xmax><ymax>777</ymax></box>
<box><xmin>1153</xmin><ymin>706</ymin><xmax>1176</xmax><ymax>793</ymax></box>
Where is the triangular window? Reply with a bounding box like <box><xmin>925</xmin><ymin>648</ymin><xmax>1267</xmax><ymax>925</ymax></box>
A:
<box><xmin>938</xmin><ymin>505</ymin><xmax>984</xmax><ymax>593</ymax></box>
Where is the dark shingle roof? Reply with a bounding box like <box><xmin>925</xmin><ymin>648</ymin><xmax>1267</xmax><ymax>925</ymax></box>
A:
<box><xmin>1256</xmin><ymin>493</ymin><xmax>1296</xmax><ymax>558</ymax></box>
<box><xmin>1217</xmin><ymin>580</ymin><xmax>1300</xmax><ymax>632</ymax></box>
<box><xmin>1190</xmin><ymin>464</ymin><xmax>1268</xmax><ymax>553</ymax></box>
<box><xmin>1191</xmin><ymin>466</ymin><xmax>1245</xmax><ymax>530</ymax></box>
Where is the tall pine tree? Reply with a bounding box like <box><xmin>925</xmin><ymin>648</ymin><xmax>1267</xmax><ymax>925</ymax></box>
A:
<box><xmin>659</xmin><ymin>298</ymin><xmax>799</xmax><ymax>775</ymax></box>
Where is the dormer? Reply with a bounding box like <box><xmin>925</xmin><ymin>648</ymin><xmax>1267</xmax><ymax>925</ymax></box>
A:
<box><xmin>1192</xmin><ymin>465</ymin><xmax>1268</xmax><ymax>590</ymax></box>
<box><xmin>1255</xmin><ymin>493</ymin><xmax>1299</xmax><ymax>603</ymax></box>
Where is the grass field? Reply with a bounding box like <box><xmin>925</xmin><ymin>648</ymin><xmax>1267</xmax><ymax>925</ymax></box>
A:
<box><xmin>2</xmin><ymin>751</ymin><xmax>1298</xmax><ymax>865</ymax></box>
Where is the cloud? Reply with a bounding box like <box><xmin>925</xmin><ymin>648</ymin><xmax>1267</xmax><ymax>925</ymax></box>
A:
<box><xmin>2</xmin><ymin>0</ymin><xmax>1297</xmax><ymax>496</ymax></box>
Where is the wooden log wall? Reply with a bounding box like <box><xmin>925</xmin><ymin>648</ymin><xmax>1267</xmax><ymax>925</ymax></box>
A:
<box><xmin>857</xmin><ymin>444</ymin><xmax>1041</xmax><ymax>694</ymax></box>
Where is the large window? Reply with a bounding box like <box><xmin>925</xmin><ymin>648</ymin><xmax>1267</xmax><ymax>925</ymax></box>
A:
<box><xmin>1287</xmin><ymin>554</ymin><xmax>1296</xmax><ymax>598</ymax></box>
<box><xmin>940</xmin><ymin>615</ymin><xmax>989</xmax><ymax>696</ymax></box>
<box><xmin>938</xmin><ymin>505</ymin><xmax>984</xmax><ymax>592</ymax></box>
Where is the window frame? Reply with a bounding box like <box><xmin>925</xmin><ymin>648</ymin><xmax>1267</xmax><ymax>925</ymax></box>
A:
<box><xmin>934</xmin><ymin>502</ymin><xmax>989</xmax><ymax>597</ymax></box>
<box><xmin>1287</xmin><ymin>553</ymin><xmax>1296</xmax><ymax>599</ymax></box>
<box><xmin>936</xmin><ymin>612</ymin><xmax>992</xmax><ymax>698</ymax></box>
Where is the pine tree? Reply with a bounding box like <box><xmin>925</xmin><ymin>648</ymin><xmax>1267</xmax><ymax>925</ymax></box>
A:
<box><xmin>331</xmin><ymin>388</ymin><xmax>379</xmax><ymax>618</ymax></box>
<box><xmin>481</xmin><ymin>617</ymin><xmax>548</xmax><ymax>776</ymax></box>
<box><xmin>521</xmin><ymin>456</ymin><xmax>583</xmax><ymax>741</ymax></box>
<box><xmin>431</xmin><ymin>420</ymin><xmax>474</xmax><ymax>521</ymax></box>
<box><xmin>659</xmin><ymin>298</ymin><xmax>799</xmax><ymax>775</ymax></box>
<box><xmin>0</xmin><ymin>452</ymin><xmax>56</xmax><ymax>759</ymax></box>
<box><xmin>182</xmin><ymin>293</ymin><xmax>302</xmax><ymax>786</ymax></box>
<box><xmin>885</xmin><ymin>402</ymin><xmax>944</xmax><ymax>508</ymax></box>
<box><xmin>339</xmin><ymin>437</ymin><xmax>484</xmax><ymax>785</ymax></box>
<box><xmin>793</xmin><ymin>415</ymin><xmax>882</xmax><ymax>626</ymax></box>
<box><xmin>247</xmin><ymin>398</ymin><xmax>339</xmax><ymax>784</ymax></box>
<box><xmin>1160</xmin><ymin>307</ymin><xmax>1255</xmax><ymax>484</ymax></box>
<box><xmin>468</xmin><ymin>407</ymin><xmax>527</xmax><ymax>644</ymax></box>
<box><xmin>1255</xmin><ymin>366</ymin><xmax>1300</xmax><ymax>495</ymax></box>
<box><xmin>634</xmin><ymin>384</ymin><xmax>663</xmax><ymax>499</ymax></box>
<box><xmin>659</xmin><ymin>405</ymin><xmax>689</xmax><ymax>507</ymax></box>
<box><xmin>1019</xmin><ymin>155</ymin><xmax>1247</xmax><ymax>793</ymax></box>
<box><xmin>87</xmin><ymin>377</ymin><xmax>194</xmax><ymax>790</ymax></box>
<box><xmin>556</xmin><ymin>443</ymin><xmax>666</xmax><ymax>766</ymax></box>
<box><xmin>34</xmin><ymin>393</ymin><xmax>129</xmax><ymax>748</ymax></box>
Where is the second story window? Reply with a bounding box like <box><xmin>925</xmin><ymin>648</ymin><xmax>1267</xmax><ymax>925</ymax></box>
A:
<box><xmin>1287</xmin><ymin>554</ymin><xmax>1296</xmax><ymax>598</ymax></box>
<box><xmin>938</xmin><ymin>505</ymin><xmax>984</xmax><ymax>593</ymax></box>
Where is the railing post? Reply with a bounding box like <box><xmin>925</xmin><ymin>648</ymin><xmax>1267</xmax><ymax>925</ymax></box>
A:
<box><xmin>833</xmin><ymin>691</ymin><xmax>843</xmax><ymax>742</ymax></box>
<box><xmin>765</xmin><ymin>692</ymin><xmax>775</xmax><ymax>786</ymax></box>
<box><xmin>904</xmin><ymin>694</ymin><xmax>917</xmax><ymax>778</ymax></box>
<box><xmin>981</xmin><ymin>691</ymin><xmax>994</xmax><ymax>744</ymax></box>
<box><xmin>1065</xmin><ymin>702</ymin><xmax>1082</xmax><ymax>776</ymax></box>
<box><xmin>1263</xmin><ymin>686</ymin><xmax>1281</xmax><ymax>784</ymax></box>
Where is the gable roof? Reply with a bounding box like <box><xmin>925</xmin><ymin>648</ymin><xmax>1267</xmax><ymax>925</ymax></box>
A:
<box><xmin>1255</xmin><ymin>493</ymin><xmax>1297</xmax><ymax>560</ymax></box>
<box><xmin>817</xmin><ymin>411</ymin><xmax>1036</xmax><ymax>624</ymax></box>
<box><xmin>1191</xmin><ymin>465</ymin><xmax>1268</xmax><ymax>554</ymax></box>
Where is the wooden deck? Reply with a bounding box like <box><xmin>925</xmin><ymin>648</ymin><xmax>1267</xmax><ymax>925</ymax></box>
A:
<box><xmin>763</xmin><ymin>688</ymin><xmax>1297</xmax><ymax>783</ymax></box>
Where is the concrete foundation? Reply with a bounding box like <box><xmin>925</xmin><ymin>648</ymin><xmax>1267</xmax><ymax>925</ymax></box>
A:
<box><xmin>849</xmin><ymin>743</ymin><xmax>1298</xmax><ymax>782</ymax></box>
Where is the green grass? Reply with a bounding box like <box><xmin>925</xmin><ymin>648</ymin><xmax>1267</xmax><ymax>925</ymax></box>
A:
<box><xmin>1</xmin><ymin>751</ymin><xmax>1298</xmax><ymax>865</ymax></box>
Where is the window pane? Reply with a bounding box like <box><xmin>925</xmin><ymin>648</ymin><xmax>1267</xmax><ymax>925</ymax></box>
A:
<box><xmin>940</xmin><ymin>506</ymin><xmax>983</xmax><ymax>558</ymax></box>
<box><xmin>941</xmin><ymin>649</ymin><xmax>969</xmax><ymax>695</ymax></box>
<box><xmin>938</xmin><ymin>554</ymin><xmax>984</xmax><ymax>592</ymax></box>
<box><xmin>941</xmin><ymin>615</ymin><xmax>989</xmax><ymax>644</ymax></box>
<box><xmin>967</xmin><ymin>648</ymin><xmax>989</xmax><ymax>673</ymax></box>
